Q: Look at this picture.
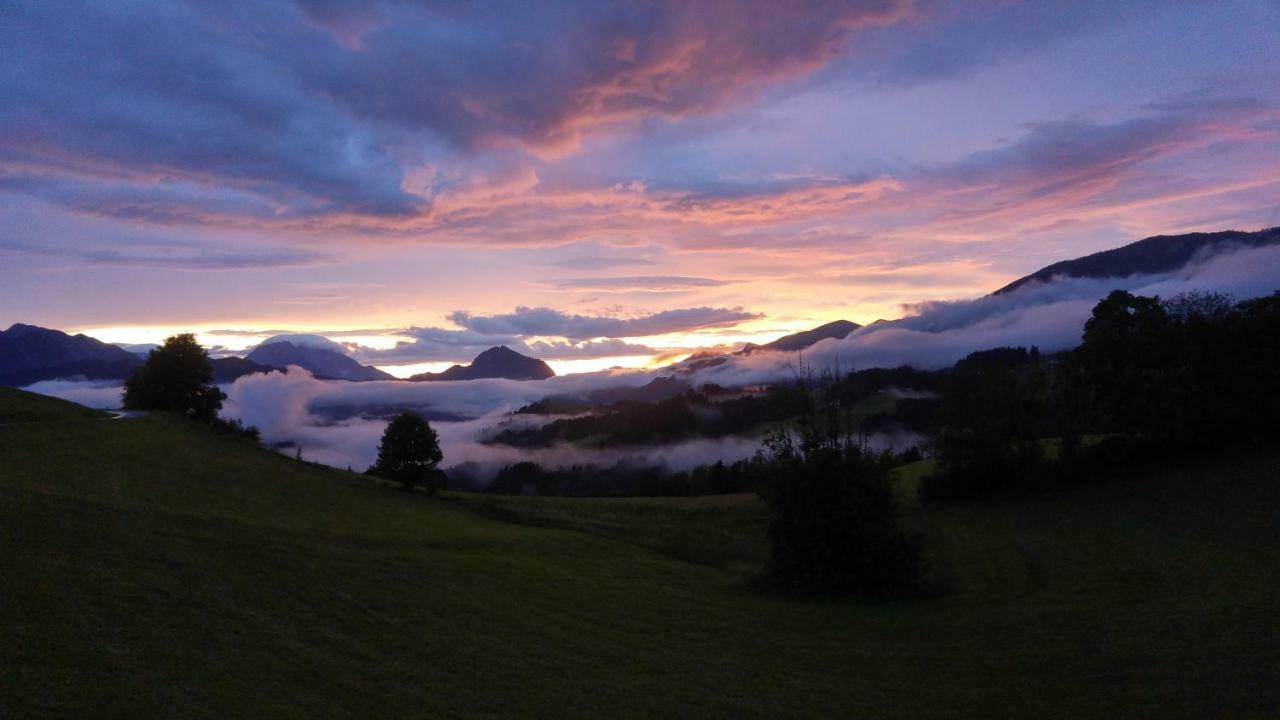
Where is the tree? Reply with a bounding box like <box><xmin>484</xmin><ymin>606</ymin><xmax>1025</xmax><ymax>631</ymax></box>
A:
<box><xmin>122</xmin><ymin>333</ymin><xmax>225</xmax><ymax>423</ymax></box>
<box><xmin>1074</xmin><ymin>290</ymin><xmax>1169</xmax><ymax>435</ymax></box>
<box><xmin>756</xmin><ymin>368</ymin><xmax>921</xmax><ymax>595</ymax></box>
<box><xmin>368</xmin><ymin>412</ymin><xmax>444</xmax><ymax>492</ymax></box>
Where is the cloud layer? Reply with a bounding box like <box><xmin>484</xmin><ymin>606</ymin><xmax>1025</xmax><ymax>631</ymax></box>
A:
<box><xmin>449</xmin><ymin>306</ymin><xmax>761</xmax><ymax>340</ymax></box>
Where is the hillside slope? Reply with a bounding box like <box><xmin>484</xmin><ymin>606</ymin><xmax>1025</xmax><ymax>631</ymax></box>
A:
<box><xmin>995</xmin><ymin>227</ymin><xmax>1280</xmax><ymax>295</ymax></box>
<box><xmin>756</xmin><ymin>319</ymin><xmax>861</xmax><ymax>352</ymax></box>
<box><xmin>1</xmin><ymin>388</ymin><xmax>1277</xmax><ymax>718</ymax></box>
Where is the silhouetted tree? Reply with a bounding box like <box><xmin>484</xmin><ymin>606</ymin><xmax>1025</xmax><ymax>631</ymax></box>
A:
<box><xmin>1074</xmin><ymin>290</ymin><xmax>1170</xmax><ymax>435</ymax></box>
<box><xmin>122</xmin><ymin>333</ymin><xmax>225</xmax><ymax>423</ymax></box>
<box><xmin>368</xmin><ymin>412</ymin><xmax>444</xmax><ymax>492</ymax></box>
<box><xmin>757</xmin><ymin>367</ymin><xmax>921</xmax><ymax>595</ymax></box>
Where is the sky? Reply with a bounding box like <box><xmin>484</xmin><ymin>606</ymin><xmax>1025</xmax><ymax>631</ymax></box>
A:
<box><xmin>3</xmin><ymin>0</ymin><xmax>1279</xmax><ymax>376</ymax></box>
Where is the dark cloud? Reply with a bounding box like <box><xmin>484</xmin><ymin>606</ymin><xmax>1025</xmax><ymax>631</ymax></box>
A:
<box><xmin>290</xmin><ymin>0</ymin><xmax>908</xmax><ymax>150</ymax></box>
<box><xmin>0</xmin><ymin>240</ymin><xmax>326</xmax><ymax>270</ymax></box>
<box><xmin>833</xmin><ymin>0</ymin><xmax>1193</xmax><ymax>89</ymax></box>
<box><xmin>449</xmin><ymin>306</ymin><xmax>761</xmax><ymax>340</ymax></box>
<box><xmin>1</xmin><ymin>2</ymin><xmax>421</xmax><ymax>221</ymax></box>
<box><xmin>0</xmin><ymin>0</ymin><xmax>906</xmax><ymax>227</ymax></box>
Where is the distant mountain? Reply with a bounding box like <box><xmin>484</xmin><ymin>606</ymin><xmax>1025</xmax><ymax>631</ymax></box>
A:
<box><xmin>745</xmin><ymin>319</ymin><xmax>862</xmax><ymax>353</ymax></box>
<box><xmin>411</xmin><ymin>346</ymin><xmax>555</xmax><ymax>382</ymax></box>
<box><xmin>667</xmin><ymin>320</ymin><xmax>863</xmax><ymax>375</ymax></box>
<box><xmin>210</xmin><ymin>356</ymin><xmax>279</xmax><ymax>384</ymax></box>
<box><xmin>246</xmin><ymin>340</ymin><xmax>394</xmax><ymax>382</ymax></box>
<box><xmin>995</xmin><ymin>227</ymin><xmax>1280</xmax><ymax>295</ymax></box>
<box><xmin>0</xmin><ymin>323</ymin><xmax>142</xmax><ymax>386</ymax></box>
<box><xmin>589</xmin><ymin>376</ymin><xmax>691</xmax><ymax>404</ymax></box>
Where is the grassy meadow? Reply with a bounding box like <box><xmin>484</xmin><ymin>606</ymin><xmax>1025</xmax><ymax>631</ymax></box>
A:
<box><xmin>1</xmin><ymin>386</ymin><xmax>1277</xmax><ymax>718</ymax></box>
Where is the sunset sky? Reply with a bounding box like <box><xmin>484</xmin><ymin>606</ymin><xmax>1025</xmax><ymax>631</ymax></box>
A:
<box><xmin>3</xmin><ymin>1</ymin><xmax>1278</xmax><ymax>376</ymax></box>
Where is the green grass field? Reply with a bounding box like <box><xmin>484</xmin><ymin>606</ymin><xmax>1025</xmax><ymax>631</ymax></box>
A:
<box><xmin>2</xmin><ymin>386</ymin><xmax>1278</xmax><ymax>718</ymax></box>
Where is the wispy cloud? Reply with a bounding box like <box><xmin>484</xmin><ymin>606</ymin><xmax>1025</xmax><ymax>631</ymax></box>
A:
<box><xmin>449</xmin><ymin>306</ymin><xmax>761</xmax><ymax>340</ymax></box>
<box><xmin>0</xmin><ymin>239</ymin><xmax>326</xmax><ymax>270</ymax></box>
<box><xmin>553</xmin><ymin>276</ymin><xmax>729</xmax><ymax>292</ymax></box>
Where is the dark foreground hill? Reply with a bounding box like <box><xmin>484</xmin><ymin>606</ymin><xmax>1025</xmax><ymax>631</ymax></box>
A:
<box><xmin>996</xmin><ymin>227</ymin><xmax>1280</xmax><ymax>295</ymax></box>
<box><xmin>2</xmin><ymin>386</ymin><xmax>1278</xmax><ymax>718</ymax></box>
<box><xmin>0</xmin><ymin>323</ymin><xmax>142</xmax><ymax>386</ymax></box>
<box><xmin>411</xmin><ymin>345</ymin><xmax>554</xmax><ymax>382</ymax></box>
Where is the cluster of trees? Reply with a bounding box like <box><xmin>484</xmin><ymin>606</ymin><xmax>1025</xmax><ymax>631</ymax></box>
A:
<box><xmin>1069</xmin><ymin>289</ymin><xmax>1280</xmax><ymax>445</ymax></box>
<box><xmin>921</xmin><ymin>289</ymin><xmax>1280</xmax><ymax>502</ymax></box>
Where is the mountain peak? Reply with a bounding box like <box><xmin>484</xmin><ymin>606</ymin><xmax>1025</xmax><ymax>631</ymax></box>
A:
<box><xmin>411</xmin><ymin>346</ymin><xmax>554</xmax><ymax>382</ymax></box>
<box><xmin>246</xmin><ymin>340</ymin><xmax>393</xmax><ymax>382</ymax></box>
<box><xmin>477</xmin><ymin>345</ymin><xmax>520</xmax><ymax>358</ymax></box>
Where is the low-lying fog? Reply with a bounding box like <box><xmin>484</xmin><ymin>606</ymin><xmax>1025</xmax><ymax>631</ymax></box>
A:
<box><xmin>24</xmin><ymin>242</ymin><xmax>1280</xmax><ymax>483</ymax></box>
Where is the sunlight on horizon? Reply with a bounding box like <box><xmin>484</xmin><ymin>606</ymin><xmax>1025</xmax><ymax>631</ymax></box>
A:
<box><xmin>74</xmin><ymin>326</ymin><xmax>411</xmax><ymax>353</ymax></box>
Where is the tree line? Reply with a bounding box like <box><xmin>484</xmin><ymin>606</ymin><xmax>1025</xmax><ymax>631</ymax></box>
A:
<box><xmin>923</xmin><ymin>289</ymin><xmax>1280</xmax><ymax>501</ymax></box>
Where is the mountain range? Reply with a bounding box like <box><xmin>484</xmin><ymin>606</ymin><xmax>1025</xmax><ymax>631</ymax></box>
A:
<box><xmin>4</xmin><ymin>227</ymin><xmax>1277</xmax><ymax>387</ymax></box>
<box><xmin>0</xmin><ymin>324</ymin><xmax>288</xmax><ymax>387</ymax></box>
